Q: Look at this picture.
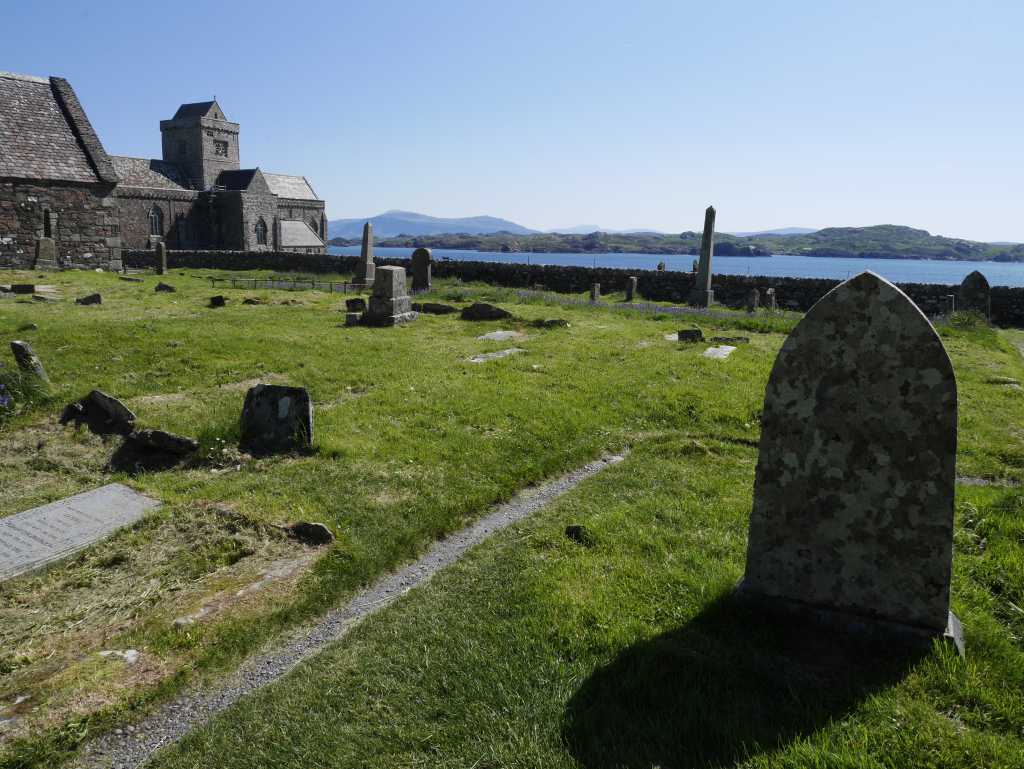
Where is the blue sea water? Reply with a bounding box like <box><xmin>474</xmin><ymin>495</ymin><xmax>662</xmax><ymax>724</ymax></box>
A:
<box><xmin>328</xmin><ymin>246</ymin><xmax>1024</xmax><ymax>288</ymax></box>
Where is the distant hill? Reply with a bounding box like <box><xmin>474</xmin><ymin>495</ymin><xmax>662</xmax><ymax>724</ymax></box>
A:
<box><xmin>731</xmin><ymin>227</ymin><xmax>818</xmax><ymax>237</ymax></box>
<box><xmin>327</xmin><ymin>210</ymin><xmax>537</xmax><ymax>239</ymax></box>
<box><xmin>547</xmin><ymin>225</ymin><xmax>668</xmax><ymax>235</ymax></box>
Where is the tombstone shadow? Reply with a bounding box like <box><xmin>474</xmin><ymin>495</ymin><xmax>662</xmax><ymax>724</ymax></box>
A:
<box><xmin>562</xmin><ymin>593</ymin><xmax>927</xmax><ymax>769</ymax></box>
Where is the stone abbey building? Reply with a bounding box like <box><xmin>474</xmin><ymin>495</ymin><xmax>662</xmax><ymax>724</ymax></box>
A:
<box><xmin>0</xmin><ymin>71</ymin><xmax>326</xmax><ymax>268</ymax></box>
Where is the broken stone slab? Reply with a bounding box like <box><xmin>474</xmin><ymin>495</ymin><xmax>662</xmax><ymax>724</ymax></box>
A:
<box><xmin>209</xmin><ymin>295</ymin><xmax>227</xmax><ymax>308</ymax></box>
<box><xmin>710</xmin><ymin>336</ymin><xmax>750</xmax><ymax>344</ymax></box>
<box><xmin>110</xmin><ymin>429</ymin><xmax>200</xmax><ymax>473</ymax></box>
<box><xmin>32</xmin><ymin>294</ymin><xmax>56</xmax><ymax>303</ymax></box>
<box><xmin>76</xmin><ymin>293</ymin><xmax>102</xmax><ymax>305</ymax></box>
<box><xmin>529</xmin><ymin>318</ymin><xmax>570</xmax><ymax>328</ymax></box>
<box><xmin>412</xmin><ymin>302</ymin><xmax>460</xmax><ymax>315</ymax></box>
<box><xmin>10</xmin><ymin>340</ymin><xmax>48</xmax><ymax>382</ymax></box>
<box><xmin>60</xmin><ymin>390</ymin><xmax>136</xmax><ymax>436</ymax></box>
<box><xmin>478</xmin><ymin>330</ymin><xmax>526</xmax><ymax>341</ymax></box>
<box><xmin>345</xmin><ymin>297</ymin><xmax>367</xmax><ymax>313</ymax></box>
<box><xmin>0</xmin><ymin>483</ymin><xmax>161</xmax><ymax>581</ymax></box>
<box><xmin>242</xmin><ymin>297</ymin><xmax>266</xmax><ymax>305</ymax></box>
<box><xmin>11</xmin><ymin>284</ymin><xmax>35</xmax><ymax>295</ymax></box>
<box><xmin>461</xmin><ymin>303</ymin><xmax>513</xmax><ymax>321</ymax></box>
<box><xmin>469</xmin><ymin>348</ymin><xmax>525</xmax><ymax>363</ymax></box>
<box><xmin>677</xmin><ymin>329</ymin><xmax>704</xmax><ymax>343</ymax></box>
<box><xmin>155</xmin><ymin>282</ymin><xmax>176</xmax><ymax>293</ymax></box>
<box><xmin>119</xmin><ymin>276</ymin><xmax>144</xmax><ymax>283</ymax></box>
<box><xmin>239</xmin><ymin>384</ymin><xmax>313</xmax><ymax>455</ymax></box>
<box><xmin>279</xmin><ymin>521</ymin><xmax>334</xmax><ymax>546</ymax></box>
<box><xmin>738</xmin><ymin>271</ymin><xmax>962</xmax><ymax>655</ymax></box>
<box><xmin>703</xmin><ymin>345</ymin><xmax>737</xmax><ymax>359</ymax></box>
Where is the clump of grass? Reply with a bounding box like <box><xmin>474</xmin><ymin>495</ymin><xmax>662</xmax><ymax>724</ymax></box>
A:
<box><xmin>0</xmin><ymin>367</ymin><xmax>50</xmax><ymax>428</ymax></box>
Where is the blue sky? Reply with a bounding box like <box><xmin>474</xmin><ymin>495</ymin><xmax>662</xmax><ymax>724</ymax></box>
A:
<box><xmin>6</xmin><ymin>0</ymin><xmax>1022</xmax><ymax>240</ymax></box>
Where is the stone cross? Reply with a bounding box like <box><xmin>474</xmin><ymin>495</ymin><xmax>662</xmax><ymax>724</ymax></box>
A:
<box><xmin>625</xmin><ymin>276</ymin><xmax>638</xmax><ymax>302</ymax></box>
<box><xmin>10</xmin><ymin>340</ymin><xmax>49</xmax><ymax>383</ymax></box>
<box><xmin>411</xmin><ymin>247</ymin><xmax>432</xmax><ymax>292</ymax></box>
<box><xmin>958</xmin><ymin>270</ymin><xmax>990</xmax><ymax>319</ymax></box>
<box><xmin>739</xmin><ymin>271</ymin><xmax>962</xmax><ymax>653</ymax></box>
<box><xmin>590</xmin><ymin>283</ymin><xmax>601</xmax><ymax>302</ymax></box>
<box><xmin>155</xmin><ymin>241</ymin><xmax>167</xmax><ymax>275</ymax></box>
<box><xmin>353</xmin><ymin>222</ymin><xmax>376</xmax><ymax>286</ymax></box>
<box><xmin>688</xmin><ymin>205</ymin><xmax>715</xmax><ymax>307</ymax></box>
<box><xmin>361</xmin><ymin>265</ymin><xmax>418</xmax><ymax>326</ymax></box>
<box><xmin>34</xmin><ymin>237</ymin><xmax>57</xmax><ymax>271</ymax></box>
<box><xmin>746</xmin><ymin>288</ymin><xmax>760</xmax><ymax>313</ymax></box>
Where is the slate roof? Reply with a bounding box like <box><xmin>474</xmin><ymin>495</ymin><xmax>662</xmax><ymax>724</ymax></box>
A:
<box><xmin>216</xmin><ymin>169</ymin><xmax>259</xmax><ymax>190</ymax></box>
<box><xmin>111</xmin><ymin>156</ymin><xmax>191</xmax><ymax>190</ymax></box>
<box><xmin>172</xmin><ymin>101</ymin><xmax>217</xmax><ymax>120</ymax></box>
<box><xmin>0</xmin><ymin>71</ymin><xmax>111</xmax><ymax>183</ymax></box>
<box><xmin>265</xmin><ymin>173</ymin><xmax>319</xmax><ymax>201</ymax></box>
<box><xmin>280</xmin><ymin>220</ymin><xmax>324</xmax><ymax>248</ymax></box>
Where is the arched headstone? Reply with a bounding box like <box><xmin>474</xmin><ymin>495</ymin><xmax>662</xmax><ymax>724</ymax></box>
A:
<box><xmin>740</xmin><ymin>272</ymin><xmax>962</xmax><ymax>651</ymax></box>
<box><xmin>411</xmin><ymin>247</ymin><xmax>432</xmax><ymax>292</ymax></box>
<box><xmin>958</xmin><ymin>270</ymin><xmax>990</xmax><ymax>318</ymax></box>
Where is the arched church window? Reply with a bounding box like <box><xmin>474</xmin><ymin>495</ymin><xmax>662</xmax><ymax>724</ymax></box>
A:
<box><xmin>149</xmin><ymin>205</ymin><xmax>163</xmax><ymax>236</ymax></box>
<box><xmin>255</xmin><ymin>218</ymin><xmax>268</xmax><ymax>246</ymax></box>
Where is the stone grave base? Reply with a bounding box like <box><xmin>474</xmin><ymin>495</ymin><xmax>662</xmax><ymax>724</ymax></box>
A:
<box><xmin>361</xmin><ymin>310</ymin><xmax>419</xmax><ymax>327</ymax></box>
<box><xmin>734</xmin><ymin>580</ymin><xmax>965</xmax><ymax>657</ymax></box>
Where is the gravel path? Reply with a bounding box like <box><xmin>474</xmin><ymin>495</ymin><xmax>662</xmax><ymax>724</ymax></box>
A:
<box><xmin>74</xmin><ymin>452</ymin><xmax>626</xmax><ymax>769</ymax></box>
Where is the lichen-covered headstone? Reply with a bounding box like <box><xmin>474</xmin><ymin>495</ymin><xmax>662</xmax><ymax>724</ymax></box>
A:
<box><xmin>240</xmin><ymin>384</ymin><xmax>313</xmax><ymax>455</ymax></box>
<box><xmin>625</xmin><ymin>276</ymin><xmax>638</xmax><ymax>302</ymax></box>
<box><xmin>353</xmin><ymin>222</ymin><xmax>376</xmax><ymax>286</ymax></box>
<box><xmin>34</xmin><ymin>237</ymin><xmax>58</xmax><ymax>271</ymax></box>
<box><xmin>361</xmin><ymin>266</ymin><xmax>417</xmax><ymax>326</ymax></box>
<box><xmin>10</xmin><ymin>340</ymin><xmax>48</xmax><ymax>383</ymax></box>
<box><xmin>590</xmin><ymin>283</ymin><xmax>601</xmax><ymax>302</ymax></box>
<box><xmin>958</xmin><ymin>270</ymin><xmax>990</xmax><ymax>318</ymax></box>
<box><xmin>411</xmin><ymin>247</ymin><xmax>432</xmax><ymax>292</ymax></box>
<box><xmin>740</xmin><ymin>271</ymin><xmax>962</xmax><ymax>651</ymax></box>
<box><xmin>765</xmin><ymin>287</ymin><xmax>777</xmax><ymax>312</ymax></box>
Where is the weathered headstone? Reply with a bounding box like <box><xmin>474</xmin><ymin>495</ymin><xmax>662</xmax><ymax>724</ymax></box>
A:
<box><xmin>958</xmin><ymin>270</ymin><xmax>990</xmax><ymax>318</ymax></box>
<box><xmin>360</xmin><ymin>266</ymin><xmax>418</xmax><ymax>327</ymax></box>
<box><xmin>946</xmin><ymin>294</ymin><xmax>956</xmax><ymax>315</ymax></box>
<box><xmin>411</xmin><ymin>247</ymin><xmax>432</xmax><ymax>292</ymax></box>
<box><xmin>688</xmin><ymin>205</ymin><xmax>715</xmax><ymax>307</ymax></box>
<box><xmin>590</xmin><ymin>283</ymin><xmax>601</xmax><ymax>302</ymax></box>
<box><xmin>10</xmin><ymin>340</ymin><xmax>48</xmax><ymax>382</ymax></box>
<box><xmin>240</xmin><ymin>384</ymin><xmax>313</xmax><ymax>455</ymax></box>
<box><xmin>678</xmin><ymin>328</ymin><xmax>704</xmax><ymax>343</ymax></box>
<box><xmin>34</xmin><ymin>237</ymin><xmax>58</xmax><ymax>271</ymax></box>
<box><xmin>739</xmin><ymin>271</ymin><xmax>962</xmax><ymax>652</ymax></box>
<box><xmin>353</xmin><ymin>222</ymin><xmax>376</xmax><ymax>286</ymax></box>
<box><xmin>745</xmin><ymin>288</ymin><xmax>760</xmax><ymax>313</ymax></box>
<box><xmin>765</xmin><ymin>287</ymin><xmax>777</xmax><ymax>312</ymax></box>
<box><xmin>155</xmin><ymin>241</ymin><xmax>168</xmax><ymax>276</ymax></box>
<box><xmin>0</xmin><ymin>483</ymin><xmax>161</xmax><ymax>581</ymax></box>
<box><xmin>345</xmin><ymin>297</ymin><xmax>367</xmax><ymax>313</ymax></box>
<box><xmin>625</xmin><ymin>276</ymin><xmax>638</xmax><ymax>302</ymax></box>
<box><xmin>60</xmin><ymin>390</ymin><xmax>136</xmax><ymax>435</ymax></box>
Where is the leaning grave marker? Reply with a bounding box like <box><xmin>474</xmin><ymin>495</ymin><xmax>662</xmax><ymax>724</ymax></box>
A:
<box><xmin>0</xmin><ymin>484</ymin><xmax>161</xmax><ymax>581</ymax></box>
<box><xmin>739</xmin><ymin>271</ymin><xmax>963</xmax><ymax>653</ymax></box>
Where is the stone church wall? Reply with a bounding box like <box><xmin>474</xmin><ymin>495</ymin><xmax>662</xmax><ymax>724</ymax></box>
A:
<box><xmin>114</xmin><ymin>189</ymin><xmax>202</xmax><ymax>249</ymax></box>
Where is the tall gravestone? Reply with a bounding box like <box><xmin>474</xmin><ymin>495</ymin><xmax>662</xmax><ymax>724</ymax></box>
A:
<box><xmin>353</xmin><ymin>222</ymin><xmax>376</xmax><ymax>286</ymax></box>
<box><xmin>958</xmin><ymin>271</ymin><xmax>990</xmax><ymax>319</ymax></box>
<box><xmin>590</xmin><ymin>283</ymin><xmax>601</xmax><ymax>302</ymax></box>
<box><xmin>746</xmin><ymin>288</ymin><xmax>760</xmax><ymax>313</ymax></box>
<box><xmin>361</xmin><ymin>266</ymin><xmax>418</xmax><ymax>326</ymax></box>
<box><xmin>411</xmin><ymin>247</ymin><xmax>432</xmax><ymax>292</ymax></box>
<box><xmin>765</xmin><ymin>287</ymin><xmax>777</xmax><ymax>312</ymax></box>
<box><xmin>688</xmin><ymin>206</ymin><xmax>715</xmax><ymax>307</ymax></box>
<box><xmin>625</xmin><ymin>276</ymin><xmax>638</xmax><ymax>302</ymax></box>
<box><xmin>740</xmin><ymin>271</ymin><xmax>962</xmax><ymax>653</ymax></box>
<box><xmin>155</xmin><ymin>241</ymin><xmax>168</xmax><ymax>276</ymax></box>
<box><xmin>34</xmin><ymin>237</ymin><xmax>58</xmax><ymax>271</ymax></box>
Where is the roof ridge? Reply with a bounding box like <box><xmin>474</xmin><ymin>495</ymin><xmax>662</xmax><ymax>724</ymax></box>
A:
<box><xmin>0</xmin><ymin>71</ymin><xmax>49</xmax><ymax>84</ymax></box>
<box><xmin>49</xmin><ymin>76</ymin><xmax>118</xmax><ymax>184</ymax></box>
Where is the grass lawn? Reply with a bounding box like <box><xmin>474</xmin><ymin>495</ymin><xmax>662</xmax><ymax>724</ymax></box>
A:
<box><xmin>1</xmin><ymin>268</ymin><xmax>1023</xmax><ymax>767</ymax></box>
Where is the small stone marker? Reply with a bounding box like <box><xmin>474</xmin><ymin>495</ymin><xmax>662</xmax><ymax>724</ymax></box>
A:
<box><xmin>34</xmin><ymin>237</ymin><xmax>58</xmax><ymax>270</ymax></box>
<box><xmin>688</xmin><ymin>205</ymin><xmax>715</xmax><ymax>307</ymax></box>
<box><xmin>353</xmin><ymin>222</ymin><xmax>376</xmax><ymax>286</ymax></box>
<box><xmin>155</xmin><ymin>241</ymin><xmax>168</xmax><ymax>276</ymax></box>
<box><xmin>746</xmin><ymin>288</ymin><xmax>760</xmax><ymax>313</ymax></box>
<box><xmin>10</xmin><ymin>340</ymin><xmax>48</xmax><ymax>382</ymax></box>
<box><xmin>345</xmin><ymin>297</ymin><xmax>367</xmax><ymax>313</ymax></box>
<box><xmin>677</xmin><ymin>328</ymin><xmax>704</xmax><ymax>343</ymax></box>
<box><xmin>0</xmin><ymin>483</ymin><xmax>161</xmax><ymax>581</ymax></box>
<box><xmin>411</xmin><ymin>247</ymin><xmax>432</xmax><ymax>292</ymax></box>
<box><xmin>360</xmin><ymin>266</ymin><xmax>418</xmax><ymax>326</ymax></box>
<box><xmin>240</xmin><ymin>384</ymin><xmax>314</xmax><ymax>455</ymax></box>
<box><xmin>958</xmin><ymin>270</ymin><xmax>990</xmax><ymax>318</ymax></box>
<box><xmin>625</xmin><ymin>276</ymin><xmax>638</xmax><ymax>302</ymax></box>
<box><xmin>209</xmin><ymin>295</ymin><xmax>227</xmax><ymax>308</ymax></box>
<box><xmin>590</xmin><ymin>283</ymin><xmax>601</xmax><ymax>302</ymax></box>
<box><xmin>703</xmin><ymin>345</ymin><xmax>736</xmax><ymax>359</ymax></box>
<box><xmin>155</xmin><ymin>282</ymin><xmax>176</xmax><ymax>293</ymax></box>
<box><xmin>739</xmin><ymin>271</ymin><xmax>962</xmax><ymax>653</ymax></box>
<box><xmin>76</xmin><ymin>293</ymin><xmax>102</xmax><ymax>306</ymax></box>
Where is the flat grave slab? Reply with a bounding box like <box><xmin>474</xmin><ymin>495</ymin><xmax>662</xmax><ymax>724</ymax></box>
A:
<box><xmin>469</xmin><ymin>347</ymin><xmax>526</xmax><ymax>363</ymax></box>
<box><xmin>0</xmin><ymin>483</ymin><xmax>161</xmax><ymax>581</ymax></box>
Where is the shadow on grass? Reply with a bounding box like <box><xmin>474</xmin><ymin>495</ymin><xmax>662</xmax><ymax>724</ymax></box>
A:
<box><xmin>562</xmin><ymin>594</ymin><xmax>926</xmax><ymax>769</ymax></box>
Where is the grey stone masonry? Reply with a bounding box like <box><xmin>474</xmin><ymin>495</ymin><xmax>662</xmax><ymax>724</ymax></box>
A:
<box><xmin>34</xmin><ymin>237</ymin><xmax>58</xmax><ymax>270</ymax></box>
<box><xmin>625</xmin><ymin>276</ymin><xmax>637</xmax><ymax>302</ymax></box>
<box><xmin>10</xmin><ymin>340</ymin><xmax>48</xmax><ymax>382</ymax></box>
<box><xmin>155</xmin><ymin>241</ymin><xmax>167</xmax><ymax>275</ymax></box>
<box><xmin>353</xmin><ymin>222</ymin><xmax>376</xmax><ymax>285</ymax></box>
<box><xmin>688</xmin><ymin>205</ymin><xmax>715</xmax><ymax>307</ymax></box>
<box><xmin>0</xmin><ymin>483</ymin><xmax>161</xmax><ymax>582</ymax></box>
<box><xmin>411</xmin><ymin>247</ymin><xmax>432</xmax><ymax>292</ymax></box>
<box><xmin>362</xmin><ymin>265</ymin><xmax>418</xmax><ymax>326</ymax></box>
<box><xmin>739</xmin><ymin>271</ymin><xmax>961</xmax><ymax>651</ymax></box>
<box><xmin>958</xmin><ymin>270</ymin><xmax>990</xmax><ymax>318</ymax></box>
